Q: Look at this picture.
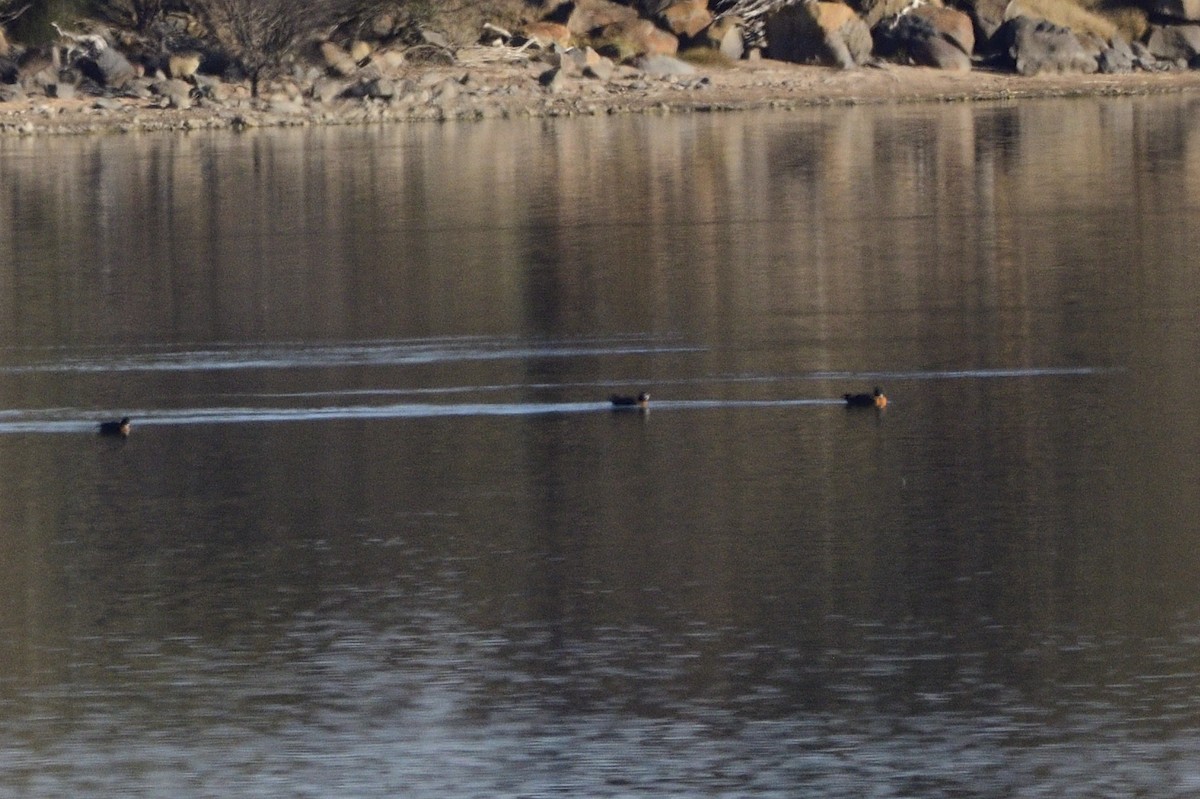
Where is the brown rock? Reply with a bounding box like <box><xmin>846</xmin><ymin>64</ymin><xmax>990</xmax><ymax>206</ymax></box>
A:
<box><xmin>521</xmin><ymin>21</ymin><xmax>573</xmax><ymax>48</ymax></box>
<box><xmin>766</xmin><ymin>2</ymin><xmax>872</xmax><ymax>68</ymax></box>
<box><xmin>967</xmin><ymin>0</ymin><xmax>1010</xmax><ymax>40</ymax></box>
<box><xmin>913</xmin><ymin>5</ymin><xmax>976</xmax><ymax>57</ymax></box>
<box><xmin>559</xmin><ymin>0</ymin><xmax>641</xmax><ymax>35</ymax></box>
<box><xmin>660</xmin><ymin>0</ymin><xmax>714</xmax><ymax>39</ymax></box>
<box><xmin>598</xmin><ymin>19</ymin><xmax>680</xmax><ymax>58</ymax></box>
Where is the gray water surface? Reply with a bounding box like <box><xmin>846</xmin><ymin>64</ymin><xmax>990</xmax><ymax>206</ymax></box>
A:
<box><xmin>2</xmin><ymin>97</ymin><xmax>1199</xmax><ymax>797</ymax></box>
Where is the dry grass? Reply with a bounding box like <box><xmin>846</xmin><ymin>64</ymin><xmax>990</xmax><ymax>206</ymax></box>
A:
<box><xmin>1094</xmin><ymin>3</ymin><xmax>1150</xmax><ymax>42</ymax></box>
<box><xmin>678</xmin><ymin>45</ymin><xmax>736</xmax><ymax>67</ymax></box>
<box><xmin>1006</xmin><ymin>0</ymin><xmax>1119</xmax><ymax>41</ymax></box>
<box><xmin>429</xmin><ymin>0</ymin><xmax>537</xmax><ymax>45</ymax></box>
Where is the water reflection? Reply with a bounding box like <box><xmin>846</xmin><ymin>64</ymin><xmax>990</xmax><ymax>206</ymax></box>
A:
<box><xmin>2</xmin><ymin>96</ymin><xmax>1200</xmax><ymax>797</ymax></box>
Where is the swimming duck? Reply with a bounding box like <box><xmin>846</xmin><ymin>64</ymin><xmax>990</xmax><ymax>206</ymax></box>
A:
<box><xmin>98</xmin><ymin>417</ymin><xmax>131</xmax><ymax>437</ymax></box>
<box><xmin>844</xmin><ymin>387</ymin><xmax>886</xmax><ymax>409</ymax></box>
<box><xmin>610</xmin><ymin>392</ymin><xmax>650</xmax><ymax>409</ymax></box>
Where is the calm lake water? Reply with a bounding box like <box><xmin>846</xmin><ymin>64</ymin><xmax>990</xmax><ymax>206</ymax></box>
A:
<box><xmin>2</xmin><ymin>95</ymin><xmax>1200</xmax><ymax>797</ymax></box>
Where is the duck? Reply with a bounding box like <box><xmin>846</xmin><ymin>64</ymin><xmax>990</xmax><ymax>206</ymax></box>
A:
<box><xmin>610</xmin><ymin>391</ymin><xmax>650</xmax><ymax>410</ymax></box>
<box><xmin>844</xmin><ymin>387</ymin><xmax>886</xmax><ymax>409</ymax></box>
<box><xmin>98</xmin><ymin>417</ymin><xmax>131</xmax><ymax>437</ymax></box>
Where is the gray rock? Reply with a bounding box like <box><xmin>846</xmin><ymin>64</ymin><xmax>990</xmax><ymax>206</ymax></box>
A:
<box><xmin>539</xmin><ymin>66</ymin><xmax>569</xmax><ymax>92</ymax></box>
<box><xmin>716</xmin><ymin>22</ymin><xmax>746</xmax><ymax>61</ymax></box>
<box><xmin>193</xmin><ymin>74</ymin><xmax>229</xmax><ymax>103</ymax></box>
<box><xmin>875</xmin><ymin>13</ymin><xmax>972</xmax><ymax>70</ymax></box>
<box><xmin>363</xmin><ymin>77</ymin><xmax>396</xmax><ymax>100</ymax></box>
<box><xmin>121</xmin><ymin>79</ymin><xmax>154</xmax><ymax>100</ymax></box>
<box><xmin>1144</xmin><ymin>24</ymin><xmax>1200</xmax><ymax>62</ymax></box>
<box><xmin>420</xmin><ymin>29</ymin><xmax>451</xmax><ymax>50</ymax></box>
<box><xmin>1097</xmin><ymin>37</ymin><xmax>1136</xmax><ymax>73</ymax></box>
<box><xmin>45</xmin><ymin>81</ymin><xmax>76</xmax><ymax>100</ymax></box>
<box><xmin>633</xmin><ymin>54</ymin><xmax>698</xmax><ymax>76</ymax></box>
<box><xmin>1130</xmin><ymin>41</ymin><xmax>1163</xmax><ymax>70</ymax></box>
<box><xmin>585</xmin><ymin>58</ymin><xmax>616</xmax><ymax>80</ymax></box>
<box><xmin>310</xmin><ymin>77</ymin><xmax>345</xmax><ymax>103</ymax></box>
<box><xmin>993</xmin><ymin>16</ymin><xmax>1097</xmax><ymax>75</ymax></box>
<box><xmin>432</xmin><ymin>77</ymin><xmax>460</xmax><ymax>104</ymax></box>
<box><xmin>968</xmin><ymin>0</ymin><xmax>1010</xmax><ymax>41</ymax></box>
<box><xmin>152</xmin><ymin>78</ymin><xmax>193</xmax><ymax>109</ymax></box>
<box><xmin>1151</xmin><ymin>0</ymin><xmax>1200</xmax><ymax>22</ymax></box>
<box><xmin>269</xmin><ymin>97</ymin><xmax>306</xmax><ymax>115</ymax></box>
<box><xmin>82</xmin><ymin>47</ymin><xmax>137</xmax><ymax>88</ymax></box>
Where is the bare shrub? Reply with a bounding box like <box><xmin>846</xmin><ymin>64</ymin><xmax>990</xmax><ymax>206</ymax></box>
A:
<box><xmin>189</xmin><ymin>0</ymin><xmax>334</xmax><ymax>95</ymax></box>
<box><xmin>328</xmin><ymin>0</ymin><xmax>538</xmax><ymax>46</ymax></box>
<box><xmin>88</xmin><ymin>0</ymin><xmax>166</xmax><ymax>32</ymax></box>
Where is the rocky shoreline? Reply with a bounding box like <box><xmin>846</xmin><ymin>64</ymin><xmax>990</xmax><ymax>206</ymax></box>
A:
<box><xmin>5</xmin><ymin>44</ymin><xmax>1200</xmax><ymax>137</ymax></box>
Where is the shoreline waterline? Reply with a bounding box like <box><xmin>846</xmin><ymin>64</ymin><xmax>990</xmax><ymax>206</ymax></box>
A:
<box><xmin>5</xmin><ymin>54</ymin><xmax>1200</xmax><ymax>136</ymax></box>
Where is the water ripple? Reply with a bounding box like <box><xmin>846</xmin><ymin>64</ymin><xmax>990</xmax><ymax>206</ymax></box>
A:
<box><xmin>0</xmin><ymin>336</ymin><xmax>704</xmax><ymax>375</ymax></box>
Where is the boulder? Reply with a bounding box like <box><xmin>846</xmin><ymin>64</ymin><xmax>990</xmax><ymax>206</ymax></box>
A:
<box><xmin>349</xmin><ymin>40</ymin><xmax>372</xmax><ymax>63</ymax></box>
<box><xmin>80</xmin><ymin>47</ymin><xmax>138</xmax><ymax>87</ymax></box>
<box><xmin>363</xmin><ymin>77</ymin><xmax>396</xmax><ymax>99</ymax></box>
<box><xmin>269</xmin><ymin>96</ymin><xmax>306</xmax><ymax>114</ymax></box>
<box><xmin>1096</xmin><ymin>36</ymin><xmax>1136</xmax><ymax>72</ymax></box>
<box><xmin>154</xmin><ymin>78</ymin><xmax>193</xmax><ymax>108</ymax></box>
<box><xmin>561</xmin><ymin>45</ymin><xmax>609</xmax><ymax>74</ymax></box>
<box><xmin>584</xmin><ymin>56</ymin><xmax>616</xmax><ymax>79</ymax></box>
<box><xmin>520</xmin><ymin>21</ymin><xmax>573</xmax><ymax>48</ymax></box>
<box><xmin>321</xmin><ymin>41</ymin><xmax>358</xmax><ymax>77</ymax></box>
<box><xmin>539</xmin><ymin>65</ymin><xmax>570</xmax><ymax>91</ymax></box>
<box><xmin>310</xmin><ymin>76</ymin><xmax>345</xmax><ymax>102</ymax></box>
<box><xmin>875</xmin><ymin>6</ymin><xmax>974</xmax><ymax>69</ymax></box>
<box><xmin>551</xmin><ymin>0</ymin><xmax>640</xmax><ymax>35</ymax></box>
<box><xmin>875</xmin><ymin>13</ymin><xmax>972</xmax><ymax>70</ymax></box>
<box><xmin>1150</xmin><ymin>0</ymin><xmax>1200</xmax><ymax>21</ymax></box>
<box><xmin>1130</xmin><ymin>40</ymin><xmax>1170</xmax><ymax>69</ymax></box>
<box><xmin>660</xmin><ymin>0</ymin><xmax>714</xmax><ymax>39</ymax></box>
<box><xmin>991</xmin><ymin>16</ymin><xmax>1097</xmax><ymax>75</ymax></box>
<box><xmin>634</xmin><ymin>53</ymin><xmax>699</xmax><ymax>75</ymax></box>
<box><xmin>0</xmin><ymin>83</ymin><xmax>25</xmax><ymax>102</ymax></box>
<box><xmin>1144</xmin><ymin>23</ymin><xmax>1200</xmax><ymax>62</ymax></box>
<box><xmin>45</xmin><ymin>81</ymin><xmax>76</xmax><ymax>99</ymax></box>
<box><xmin>766</xmin><ymin>1</ymin><xmax>873</xmax><ymax>68</ymax></box>
<box><xmin>967</xmin><ymin>0</ymin><xmax>1011</xmax><ymax>41</ymax></box>
<box><xmin>17</xmin><ymin>47</ymin><xmax>55</xmax><ymax>84</ymax></box>
<box><xmin>375</xmin><ymin>49</ymin><xmax>406</xmax><ymax>72</ymax></box>
<box><xmin>167</xmin><ymin>51</ymin><xmax>201</xmax><ymax>80</ymax></box>
<box><xmin>639</xmin><ymin>0</ymin><xmax>675</xmax><ymax>14</ymax></box>
<box><xmin>857</xmin><ymin>0</ymin><xmax>928</xmax><ymax>28</ymax></box>
<box><xmin>704</xmin><ymin>15</ymin><xmax>746</xmax><ymax>60</ymax></box>
<box><xmin>597</xmin><ymin>19</ymin><xmax>680</xmax><ymax>58</ymax></box>
<box><xmin>192</xmin><ymin>74</ymin><xmax>228</xmax><ymax>103</ymax></box>
<box><xmin>914</xmin><ymin>5</ymin><xmax>975</xmax><ymax>56</ymax></box>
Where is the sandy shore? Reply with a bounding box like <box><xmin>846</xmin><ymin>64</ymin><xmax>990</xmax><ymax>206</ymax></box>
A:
<box><xmin>5</xmin><ymin>50</ymin><xmax>1200</xmax><ymax>136</ymax></box>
